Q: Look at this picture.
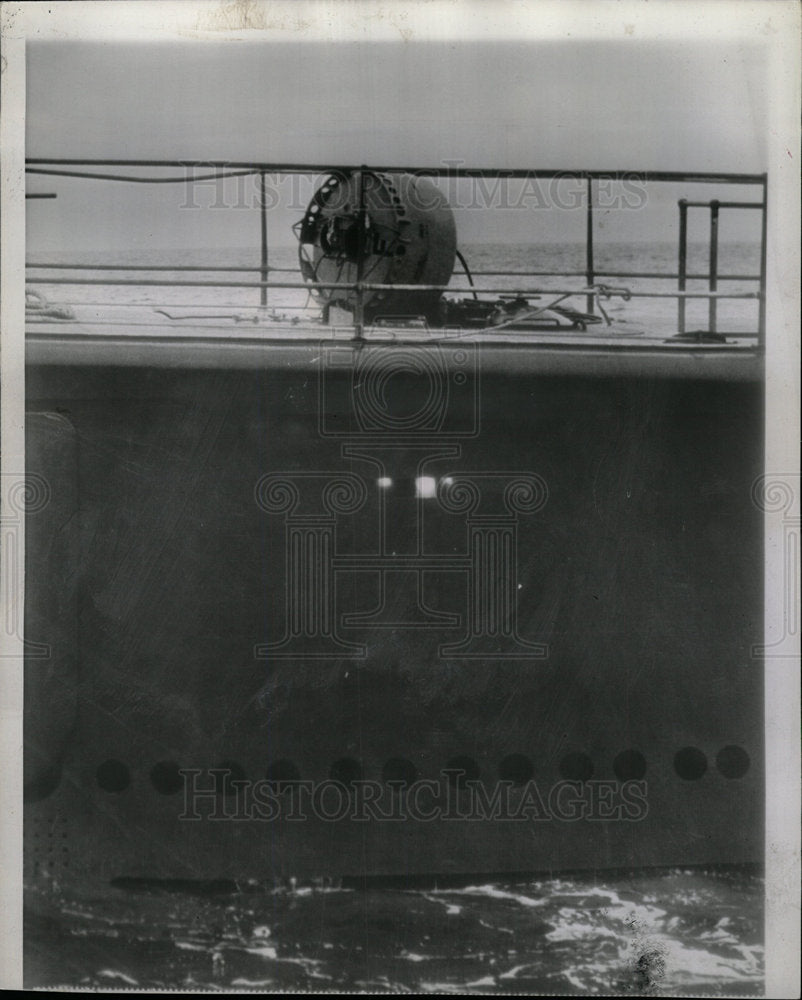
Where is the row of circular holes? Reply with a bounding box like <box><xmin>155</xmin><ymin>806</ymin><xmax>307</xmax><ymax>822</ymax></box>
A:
<box><xmin>95</xmin><ymin>746</ymin><xmax>750</xmax><ymax>795</ymax></box>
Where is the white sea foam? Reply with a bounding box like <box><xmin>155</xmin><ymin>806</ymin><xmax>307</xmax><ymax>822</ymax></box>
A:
<box><xmin>657</xmin><ymin>937</ymin><xmax>764</xmax><ymax>985</ymax></box>
<box><xmin>478</xmin><ymin>918</ymin><xmax>514</xmax><ymax>934</ymax></box>
<box><xmin>421</xmin><ymin>892</ymin><xmax>463</xmax><ymax>916</ymax></box>
<box><xmin>97</xmin><ymin>969</ymin><xmax>139</xmax><ymax>985</ymax></box>
<box><xmin>562</xmin><ymin>969</ymin><xmax>590</xmax><ymax>990</ymax></box>
<box><xmin>244</xmin><ymin>943</ymin><xmax>278</xmax><ymax>959</ymax></box>
<box><xmin>175</xmin><ymin>939</ymin><xmax>207</xmax><ymax>951</ymax></box>
<box><xmin>433</xmin><ymin>883</ymin><xmax>547</xmax><ymax>908</ymax></box>
<box><xmin>499</xmin><ymin>963</ymin><xmax>532</xmax><ymax>980</ymax></box>
<box><xmin>545</xmin><ymin>916</ymin><xmax>620</xmax><ymax>942</ymax></box>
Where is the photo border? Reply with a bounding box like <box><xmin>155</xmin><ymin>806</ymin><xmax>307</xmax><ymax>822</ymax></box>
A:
<box><xmin>2</xmin><ymin>2</ymin><xmax>799</xmax><ymax>994</ymax></box>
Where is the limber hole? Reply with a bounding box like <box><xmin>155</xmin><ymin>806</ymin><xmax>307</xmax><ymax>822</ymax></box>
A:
<box><xmin>716</xmin><ymin>745</ymin><xmax>750</xmax><ymax>779</ymax></box>
<box><xmin>23</xmin><ymin>766</ymin><xmax>61</xmax><ymax>803</ymax></box>
<box><xmin>674</xmin><ymin>747</ymin><xmax>708</xmax><ymax>781</ymax></box>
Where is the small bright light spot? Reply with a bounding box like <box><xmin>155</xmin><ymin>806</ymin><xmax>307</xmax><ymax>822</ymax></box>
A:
<box><xmin>377</xmin><ymin>477</ymin><xmax>392</xmax><ymax>489</ymax></box>
<box><xmin>517</xmin><ymin>583</ymin><xmax>523</xmax><ymax>590</ymax></box>
<box><xmin>441</xmin><ymin>476</ymin><xmax>454</xmax><ymax>487</ymax></box>
<box><xmin>415</xmin><ymin>476</ymin><xmax>437</xmax><ymax>498</ymax></box>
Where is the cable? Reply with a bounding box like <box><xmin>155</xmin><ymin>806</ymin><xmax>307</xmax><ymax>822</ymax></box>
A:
<box><xmin>26</xmin><ymin>167</ymin><xmax>261</xmax><ymax>185</ymax></box>
<box><xmin>455</xmin><ymin>249</ymin><xmax>478</xmax><ymax>301</ymax></box>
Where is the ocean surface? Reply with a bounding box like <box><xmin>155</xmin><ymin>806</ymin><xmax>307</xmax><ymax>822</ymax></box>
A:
<box><xmin>25</xmin><ymin>868</ymin><xmax>763</xmax><ymax>994</ymax></box>
<box><xmin>26</xmin><ymin>240</ymin><xmax>762</xmax><ymax>339</ymax></box>
<box><xmin>24</xmin><ymin>241</ymin><xmax>764</xmax><ymax>994</ymax></box>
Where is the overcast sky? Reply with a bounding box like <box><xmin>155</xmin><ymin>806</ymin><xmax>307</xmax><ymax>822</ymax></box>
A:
<box><xmin>25</xmin><ymin>38</ymin><xmax>769</xmax><ymax>252</ymax></box>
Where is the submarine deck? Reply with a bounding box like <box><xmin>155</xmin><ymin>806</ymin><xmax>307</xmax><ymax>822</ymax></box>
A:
<box><xmin>26</xmin><ymin>307</ymin><xmax>763</xmax><ymax>382</ymax></box>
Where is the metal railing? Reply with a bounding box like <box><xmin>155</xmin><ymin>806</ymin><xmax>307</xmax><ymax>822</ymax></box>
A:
<box><xmin>677</xmin><ymin>197</ymin><xmax>767</xmax><ymax>337</ymax></box>
<box><xmin>25</xmin><ymin>160</ymin><xmax>768</xmax><ymax>345</ymax></box>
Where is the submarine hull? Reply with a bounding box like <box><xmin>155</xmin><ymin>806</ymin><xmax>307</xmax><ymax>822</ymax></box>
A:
<box><xmin>24</xmin><ymin>344</ymin><xmax>763</xmax><ymax>884</ymax></box>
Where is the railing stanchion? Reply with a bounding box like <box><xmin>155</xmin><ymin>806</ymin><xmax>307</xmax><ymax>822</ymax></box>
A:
<box><xmin>758</xmin><ymin>175</ymin><xmax>768</xmax><ymax>348</ymax></box>
<box><xmin>585</xmin><ymin>175</ymin><xmax>595</xmax><ymax>315</ymax></box>
<box><xmin>259</xmin><ymin>171</ymin><xmax>268</xmax><ymax>309</ymax></box>
<box><xmin>678</xmin><ymin>198</ymin><xmax>688</xmax><ymax>334</ymax></box>
<box><xmin>708</xmin><ymin>199</ymin><xmax>719</xmax><ymax>333</ymax></box>
<box><xmin>353</xmin><ymin>166</ymin><xmax>367</xmax><ymax>341</ymax></box>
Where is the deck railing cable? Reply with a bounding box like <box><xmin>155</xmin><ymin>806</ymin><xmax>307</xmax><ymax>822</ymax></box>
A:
<box><xmin>26</xmin><ymin>263</ymin><xmax>762</xmax><ymax>281</ymax></box>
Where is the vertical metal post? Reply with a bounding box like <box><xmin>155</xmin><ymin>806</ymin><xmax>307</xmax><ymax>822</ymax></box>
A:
<box><xmin>758</xmin><ymin>175</ymin><xmax>768</xmax><ymax>347</ymax></box>
<box><xmin>353</xmin><ymin>166</ymin><xmax>367</xmax><ymax>341</ymax></box>
<box><xmin>678</xmin><ymin>199</ymin><xmax>688</xmax><ymax>334</ymax></box>
<box><xmin>259</xmin><ymin>171</ymin><xmax>268</xmax><ymax>309</ymax></box>
<box><xmin>708</xmin><ymin>200</ymin><xmax>719</xmax><ymax>333</ymax></box>
<box><xmin>585</xmin><ymin>176</ymin><xmax>595</xmax><ymax>314</ymax></box>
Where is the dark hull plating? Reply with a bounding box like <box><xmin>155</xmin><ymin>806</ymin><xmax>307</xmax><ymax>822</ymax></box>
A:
<box><xmin>24</xmin><ymin>342</ymin><xmax>763</xmax><ymax>884</ymax></box>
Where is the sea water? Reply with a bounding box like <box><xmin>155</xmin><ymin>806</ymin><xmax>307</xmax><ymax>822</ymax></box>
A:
<box><xmin>25</xmin><ymin>868</ymin><xmax>763</xmax><ymax>993</ymax></box>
